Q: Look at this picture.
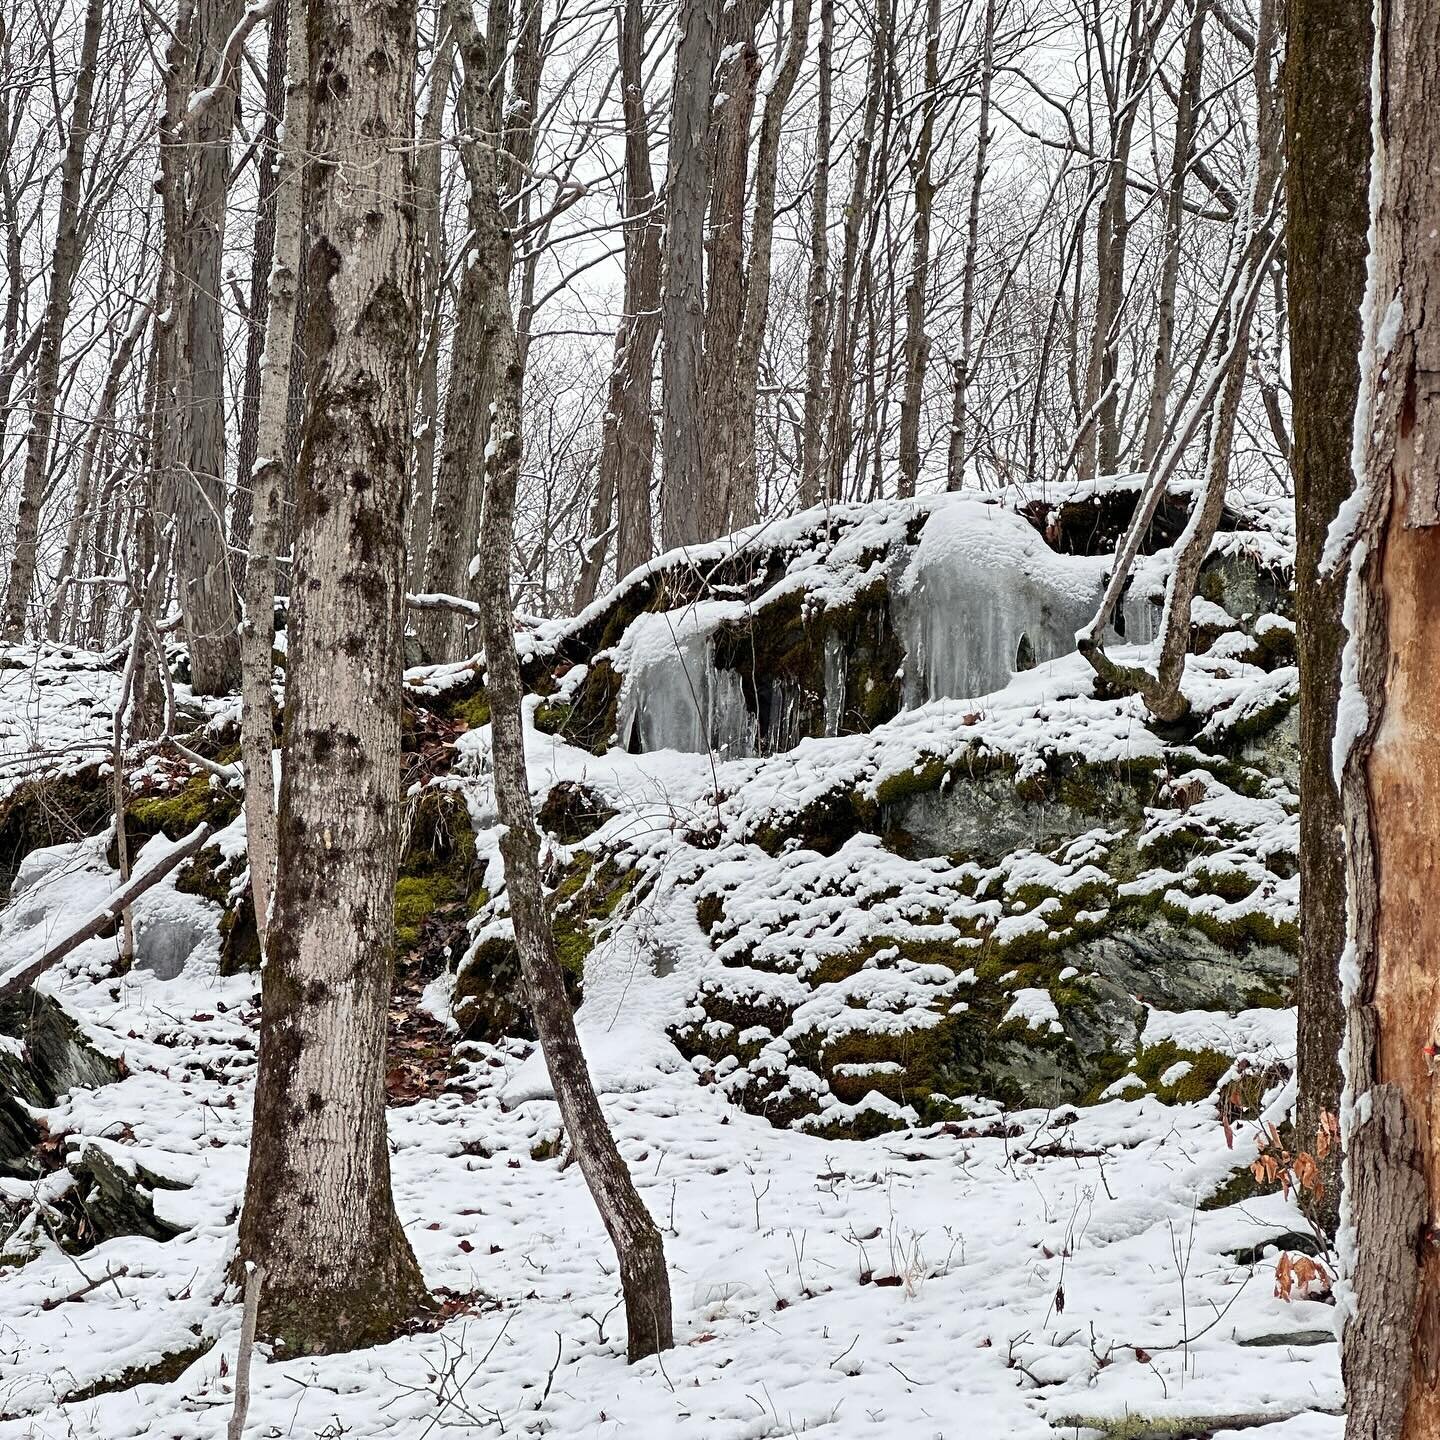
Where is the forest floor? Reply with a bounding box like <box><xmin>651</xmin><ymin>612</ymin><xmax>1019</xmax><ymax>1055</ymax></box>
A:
<box><xmin>0</xmin><ymin>632</ymin><xmax>1342</xmax><ymax>1440</ymax></box>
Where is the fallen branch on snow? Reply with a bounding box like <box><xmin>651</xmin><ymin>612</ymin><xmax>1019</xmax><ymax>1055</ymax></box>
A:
<box><xmin>0</xmin><ymin>823</ymin><xmax>212</xmax><ymax>1000</ymax></box>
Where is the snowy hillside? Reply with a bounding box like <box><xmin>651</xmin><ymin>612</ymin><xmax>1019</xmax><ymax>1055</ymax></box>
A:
<box><xmin>0</xmin><ymin>491</ymin><xmax>1342</xmax><ymax>1439</ymax></box>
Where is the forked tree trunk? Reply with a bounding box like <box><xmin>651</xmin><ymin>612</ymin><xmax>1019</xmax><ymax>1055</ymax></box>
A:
<box><xmin>1337</xmin><ymin>2</ymin><xmax>1440</xmax><ymax>1434</ymax></box>
<box><xmin>236</xmin><ymin>0</ymin><xmax>429</xmax><ymax>1352</ymax></box>
<box><xmin>1284</xmin><ymin>0</ymin><xmax>1370</xmax><ymax>1237</ymax></box>
<box><xmin>449</xmin><ymin>2</ymin><xmax>673</xmax><ymax>1361</ymax></box>
<box><xmin>1</xmin><ymin>0</ymin><xmax>103</xmax><ymax>641</ymax></box>
<box><xmin>239</xmin><ymin>0</ymin><xmax>307</xmax><ymax>955</ymax></box>
<box><xmin>659</xmin><ymin>0</ymin><xmax>715</xmax><ymax>549</ymax></box>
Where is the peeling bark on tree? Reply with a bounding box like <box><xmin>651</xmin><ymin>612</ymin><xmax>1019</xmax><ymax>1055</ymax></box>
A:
<box><xmin>236</xmin><ymin>0</ymin><xmax>429</xmax><ymax>1353</ymax></box>
<box><xmin>1339</xmin><ymin>3</ymin><xmax>1440</xmax><ymax>1433</ymax></box>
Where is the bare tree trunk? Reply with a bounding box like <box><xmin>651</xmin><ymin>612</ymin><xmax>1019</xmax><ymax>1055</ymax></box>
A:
<box><xmin>798</xmin><ymin>0</ymin><xmax>833</xmax><ymax>509</ymax></box>
<box><xmin>1079</xmin><ymin>0</ymin><xmax>1281</xmax><ymax>723</ymax></box>
<box><xmin>45</xmin><ymin>302</ymin><xmax>150</xmax><ymax>639</ymax></box>
<box><xmin>897</xmin><ymin>0</ymin><xmax>940</xmax><ymax>499</ymax></box>
<box><xmin>165</xmin><ymin>0</ymin><xmax>244</xmax><ymax>695</ymax></box>
<box><xmin>1337</xmin><ymin>4</ymin><xmax>1440</xmax><ymax>1435</ymax></box>
<box><xmin>699</xmin><ymin>0</ymin><xmax>762</xmax><ymax>539</ymax></box>
<box><xmin>1140</xmin><ymin>0</ymin><xmax>1207</xmax><ymax>466</ymax></box>
<box><xmin>408</xmin><ymin>24</ymin><xmax>454</xmax><ymax>592</ymax></box>
<box><xmin>1076</xmin><ymin>0</ymin><xmax>1174</xmax><ymax>482</ymax></box>
<box><xmin>1</xmin><ymin>0</ymin><xmax>103</xmax><ymax>640</ymax></box>
<box><xmin>573</xmin><ymin>0</ymin><xmax>659</xmax><ymax>607</ymax></box>
<box><xmin>448</xmin><ymin>0</ymin><xmax>674</xmax><ymax>1360</ymax></box>
<box><xmin>231</xmin><ymin>0</ymin><xmax>290</xmax><ymax>584</ymax></box>
<box><xmin>1284</xmin><ymin>0</ymin><xmax>1370</xmax><ymax>1241</ymax></box>
<box><xmin>659</xmin><ymin>0</ymin><xmax>716</xmax><ymax>549</ymax></box>
<box><xmin>240</xmin><ymin>0</ymin><xmax>307</xmax><ymax>957</ymax></box>
<box><xmin>236</xmin><ymin>0</ymin><xmax>429</xmax><ymax>1351</ymax></box>
<box><xmin>946</xmin><ymin>0</ymin><xmax>996</xmax><ymax>489</ymax></box>
<box><xmin>732</xmin><ymin>0</ymin><xmax>811</xmax><ymax>527</ymax></box>
<box><xmin>821</xmin><ymin>0</ymin><xmax>889</xmax><ymax>504</ymax></box>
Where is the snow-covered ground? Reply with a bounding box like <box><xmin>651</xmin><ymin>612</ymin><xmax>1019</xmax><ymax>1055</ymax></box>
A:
<box><xmin>0</xmin><ymin>492</ymin><xmax>1337</xmax><ymax>1438</ymax></box>
<box><xmin>0</xmin><ymin>845</ymin><xmax>1338</xmax><ymax>1438</ymax></box>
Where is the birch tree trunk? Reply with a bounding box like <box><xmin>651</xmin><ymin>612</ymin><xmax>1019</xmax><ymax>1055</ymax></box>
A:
<box><xmin>1285</xmin><ymin>0</ymin><xmax>1370</xmax><ymax>1238</ymax></box>
<box><xmin>896</xmin><ymin>0</ymin><xmax>940</xmax><ymax>500</ymax></box>
<box><xmin>236</xmin><ymin>0</ymin><xmax>429</xmax><ymax>1351</ymax></box>
<box><xmin>448</xmin><ymin>0</ymin><xmax>674</xmax><ymax>1361</ymax></box>
<box><xmin>659</xmin><ymin>0</ymin><xmax>716</xmax><ymax>549</ymax></box>
<box><xmin>798</xmin><ymin>0</ymin><xmax>833</xmax><ymax>509</ymax></box>
<box><xmin>239</xmin><ymin>0</ymin><xmax>307</xmax><ymax>958</ymax></box>
<box><xmin>1</xmin><ymin>0</ymin><xmax>103</xmax><ymax>641</ymax></box>
<box><xmin>1338</xmin><ymin>3</ymin><xmax>1440</xmax><ymax>1433</ymax></box>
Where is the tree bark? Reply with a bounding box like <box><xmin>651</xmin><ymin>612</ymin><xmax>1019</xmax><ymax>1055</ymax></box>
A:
<box><xmin>407</xmin><ymin>24</ymin><xmax>455</xmax><ymax>592</ymax></box>
<box><xmin>659</xmin><ymin>0</ymin><xmax>716</xmax><ymax>549</ymax></box>
<box><xmin>1</xmin><ymin>0</ymin><xmax>103</xmax><ymax>641</ymax></box>
<box><xmin>1140</xmin><ymin>0</ymin><xmax>1207</xmax><ymax>467</ymax></box>
<box><xmin>698</xmin><ymin>0</ymin><xmax>763</xmax><ymax>539</ymax></box>
<box><xmin>45</xmin><ymin>301</ymin><xmax>150</xmax><ymax>640</ymax></box>
<box><xmin>1080</xmin><ymin>0</ymin><xmax>1280</xmax><ymax>723</ymax></box>
<box><xmin>821</xmin><ymin>0</ymin><xmax>888</xmax><ymax>505</ymax></box>
<box><xmin>165</xmin><ymin>0</ymin><xmax>244</xmax><ymax>695</ymax></box>
<box><xmin>1337</xmin><ymin>2</ymin><xmax>1440</xmax><ymax>1434</ymax></box>
<box><xmin>240</xmin><ymin>0</ymin><xmax>307</xmax><ymax>957</ymax></box>
<box><xmin>231</xmin><ymin>0</ymin><xmax>290</xmax><ymax>585</ymax></box>
<box><xmin>732</xmin><ymin>0</ymin><xmax>811</xmax><ymax>527</ymax></box>
<box><xmin>1284</xmin><ymin>0</ymin><xmax>1370</xmax><ymax>1239</ymax></box>
<box><xmin>447</xmin><ymin>0</ymin><xmax>674</xmax><ymax>1360</ymax></box>
<box><xmin>573</xmin><ymin>0</ymin><xmax>659</xmax><ymax>607</ymax></box>
<box><xmin>236</xmin><ymin>0</ymin><xmax>429</xmax><ymax>1352</ymax></box>
<box><xmin>897</xmin><ymin>0</ymin><xmax>940</xmax><ymax>499</ymax></box>
<box><xmin>798</xmin><ymin>0</ymin><xmax>833</xmax><ymax>509</ymax></box>
<box><xmin>946</xmin><ymin>0</ymin><xmax>996</xmax><ymax>489</ymax></box>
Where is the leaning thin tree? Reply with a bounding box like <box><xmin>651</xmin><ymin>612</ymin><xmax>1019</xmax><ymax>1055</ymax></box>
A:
<box><xmin>1335</xmin><ymin>0</ymin><xmax>1440</xmax><ymax>1434</ymax></box>
<box><xmin>446</xmin><ymin>0</ymin><xmax>674</xmax><ymax>1361</ymax></box>
<box><xmin>234</xmin><ymin>0</ymin><xmax>430</xmax><ymax>1352</ymax></box>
